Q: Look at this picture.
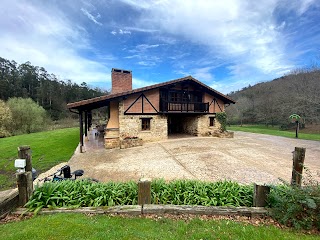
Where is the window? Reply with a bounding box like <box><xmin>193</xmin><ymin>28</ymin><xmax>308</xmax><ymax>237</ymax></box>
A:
<box><xmin>170</xmin><ymin>92</ymin><xmax>180</xmax><ymax>102</ymax></box>
<box><xmin>141</xmin><ymin>118</ymin><xmax>151</xmax><ymax>131</ymax></box>
<box><xmin>209</xmin><ymin>117</ymin><xmax>215</xmax><ymax>127</ymax></box>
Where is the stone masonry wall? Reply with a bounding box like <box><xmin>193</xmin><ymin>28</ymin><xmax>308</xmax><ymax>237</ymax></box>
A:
<box><xmin>118</xmin><ymin>101</ymin><xmax>168</xmax><ymax>142</ymax></box>
<box><xmin>197</xmin><ymin>114</ymin><xmax>221</xmax><ymax>136</ymax></box>
<box><xmin>182</xmin><ymin>116</ymin><xmax>198</xmax><ymax>136</ymax></box>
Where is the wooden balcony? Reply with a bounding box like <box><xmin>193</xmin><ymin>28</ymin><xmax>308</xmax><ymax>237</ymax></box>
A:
<box><xmin>160</xmin><ymin>100</ymin><xmax>209</xmax><ymax>113</ymax></box>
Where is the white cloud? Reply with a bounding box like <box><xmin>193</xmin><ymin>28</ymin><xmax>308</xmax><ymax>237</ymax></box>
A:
<box><xmin>175</xmin><ymin>67</ymin><xmax>215</xmax><ymax>82</ymax></box>
<box><xmin>124</xmin><ymin>55</ymin><xmax>140</xmax><ymax>59</ymax></box>
<box><xmin>296</xmin><ymin>0</ymin><xmax>316</xmax><ymax>15</ymax></box>
<box><xmin>81</xmin><ymin>8</ymin><xmax>102</xmax><ymax>26</ymax></box>
<box><xmin>110</xmin><ymin>29</ymin><xmax>131</xmax><ymax>35</ymax></box>
<box><xmin>132</xmin><ymin>77</ymin><xmax>157</xmax><ymax>88</ymax></box>
<box><xmin>119</xmin><ymin>29</ymin><xmax>131</xmax><ymax>34</ymax></box>
<box><xmin>126</xmin><ymin>44</ymin><xmax>162</xmax><ymax>67</ymax></box>
<box><xmin>119</xmin><ymin>0</ymin><xmax>306</xmax><ymax>78</ymax></box>
<box><xmin>123</xmin><ymin>26</ymin><xmax>159</xmax><ymax>33</ymax></box>
<box><xmin>138</xmin><ymin>61</ymin><xmax>156</xmax><ymax>67</ymax></box>
<box><xmin>0</xmin><ymin>0</ymin><xmax>109</xmax><ymax>85</ymax></box>
<box><xmin>135</xmin><ymin>44</ymin><xmax>159</xmax><ymax>51</ymax></box>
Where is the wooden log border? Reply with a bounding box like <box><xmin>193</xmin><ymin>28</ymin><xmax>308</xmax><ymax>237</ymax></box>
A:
<box><xmin>13</xmin><ymin>205</ymin><xmax>268</xmax><ymax>217</ymax></box>
<box><xmin>0</xmin><ymin>189</ymin><xmax>19</xmax><ymax>219</ymax></box>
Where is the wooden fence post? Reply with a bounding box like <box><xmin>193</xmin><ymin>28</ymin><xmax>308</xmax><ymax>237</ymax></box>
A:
<box><xmin>16</xmin><ymin>172</ymin><xmax>33</xmax><ymax>206</ymax></box>
<box><xmin>18</xmin><ymin>146</ymin><xmax>32</xmax><ymax>172</ymax></box>
<box><xmin>253</xmin><ymin>184</ymin><xmax>270</xmax><ymax>207</ymax></box>
<box><xmin>291</xmin><ymin>147</ymin><xmax>306</xmax><ymax>187</ymax></box>
<box><xmin>16</xmin><ymin>146</ymin><xmax>33</xmax><ymax>206</ymax></box>
<box><xmin>138</xmin><ymin>178</ymin><xmax>151</xmax><ymax>206</ymax></box>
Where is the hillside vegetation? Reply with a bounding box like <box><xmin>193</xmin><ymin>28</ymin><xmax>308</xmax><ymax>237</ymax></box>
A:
<box><xmin>0</xmin><ymin>57</ymin><xmax>106</xmax><ymax>120</ymax></box>
<box><xmin>226</xmin><ymin>69</ymin><xmax>320</xmax><ymax>126</ymax></box>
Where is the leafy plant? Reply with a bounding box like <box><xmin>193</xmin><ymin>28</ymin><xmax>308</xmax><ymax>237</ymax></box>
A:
<box><xmin>268</xmin><ymin>177</ymin><xmax>320</xmax><ymax>230</ymax></box>
<box><xmin>216</xmin><ymin>112</ymin><xmax>227</xmax><ymax>132</ymax></box>
<box><xmin>26</xmin><ymin>179</ymin><xmax>253</xmax><ymax>212</ymax></box>
<box><xmin>26</xmin><ymin>180</ymin><xmax>138</xmax><ymax>212</ymax></box>
<box><xmin>151</xmin><ymin>179</ymin><xmax>252</xmax><ymax>206</ymax></box>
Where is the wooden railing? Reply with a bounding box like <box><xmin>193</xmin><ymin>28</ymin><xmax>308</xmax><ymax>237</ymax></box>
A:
<box><xmin>160</xmin><ymin>100</ymin><xmax>209</xmax><ymax>113</ymax></box>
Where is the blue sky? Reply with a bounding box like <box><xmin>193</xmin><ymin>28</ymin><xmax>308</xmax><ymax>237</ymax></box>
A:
<box><xmin>1</xmin><ymin>0</ymin><xmax>319</xmax><ymax>94</ymax></box>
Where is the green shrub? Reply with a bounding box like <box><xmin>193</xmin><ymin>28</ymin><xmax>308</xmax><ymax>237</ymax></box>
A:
<box><xmin>26</xmin><ymin>179</ymin><xmax>253</xmax><ymax>213</ymax></box>
<box><xmin>0</xmin><ymin>100</ymin><xmax>12</xmax><ymax>137</ymax></box>
<box><xmin>268</xmin><ymin>182</ymin><xmax>320</xmax><ymax>230</ymax></box>
<box><xmin>216</xmin><ymin>112</ymin><xmax>227</xmax><ymax>132</ymax></box>
<box><xmin>7</xmin><ymin>97</ymin><xmax>47</xmax><ymax>134</ymax></box>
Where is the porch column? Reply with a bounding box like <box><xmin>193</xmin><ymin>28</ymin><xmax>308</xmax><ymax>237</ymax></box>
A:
<box><xmin>79</xmin><ymin>111</ymin><xmax>84</xmax><ymax>153</ymax></box>
<box><xmin>88</xmin><ymin>111</ymin><xmax>92</xmax><ymax>130</ymax></box>
<box><xmin>84</xmin><ymin>110</ymin><xmax>88</xmax><ymax>140</ymax></box>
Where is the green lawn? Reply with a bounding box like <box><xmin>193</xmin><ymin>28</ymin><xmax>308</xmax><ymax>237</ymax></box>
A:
<box><xmin>227</xmin><ymin>125</ymin><xmax>320</xmax><ymax>141</ymax></box>
<box><xmin>0</xmin><ymin>213</ymin><xmax>318</xmax><ymax>240</ymax></box>
<box><xmin>0</xmin><ymin>128</ymin><xmax>79</xmax><ymax>190</ymax></box>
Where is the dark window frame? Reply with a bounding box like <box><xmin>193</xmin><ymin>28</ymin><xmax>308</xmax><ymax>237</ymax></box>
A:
<box><xmin>141</xmin><ymin>118</ymin><xmax>151</xmax><ymax>131</ymax></box>
<box><xmin>209</xmin><ymin>117</ymin><xmax>215</xmax><ymax>127</ymax></box>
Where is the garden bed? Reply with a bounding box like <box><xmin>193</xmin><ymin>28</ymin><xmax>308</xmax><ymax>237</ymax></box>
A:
<box><xmin>120</xmin><ymin>137</ymin><xmax>143</xmax><ymax>149</ymax></box>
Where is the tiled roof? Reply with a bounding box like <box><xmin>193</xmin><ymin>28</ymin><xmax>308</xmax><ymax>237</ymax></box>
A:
<box><xmin>67</xmin><ymin>76</ymin><xmax>236</xmax><ymax>109</ymax></box>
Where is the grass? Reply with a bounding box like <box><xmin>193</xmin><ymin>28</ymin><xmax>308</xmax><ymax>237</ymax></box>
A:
<box><xmin>227</xmin><ymin>125</ymin><xmax>320</xmax><ymax>141</ymax></box>
<box><xmin>0</xmin><ymin>213</ymin><xmax>318</xmax><ymax>240</ymax></box>
<box><xmin>0</xmin><ymin>128</ymin><xmax>79</xmax><ymax>190</ymax></box>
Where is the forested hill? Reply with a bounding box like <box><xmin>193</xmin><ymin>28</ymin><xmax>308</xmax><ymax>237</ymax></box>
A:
<box><xmin>226</xmin><ymin>69</ymin><xmax>320</xmax><ymax>125</ymax></box>
<box><xmin>0</xmin><ymin>57</ymin><xmax>107</xmax><ymax>120</ymax></box>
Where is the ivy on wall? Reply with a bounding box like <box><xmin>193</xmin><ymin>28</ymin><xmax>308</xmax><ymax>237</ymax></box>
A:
<box><xmin>216</xmin><ymin>112</ymin><xmax>227</xmax><ymax>132</ymax></box>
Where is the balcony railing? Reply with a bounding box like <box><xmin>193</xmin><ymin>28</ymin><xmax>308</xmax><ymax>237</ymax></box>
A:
<box><xmin>160</xmin><ymin>100</ymin><xmax>209</xmax><ymax>113</ymax></box>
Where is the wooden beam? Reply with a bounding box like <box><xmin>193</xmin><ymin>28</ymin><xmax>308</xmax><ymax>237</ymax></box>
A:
<box><xmin>84</xmin><ymin>111</ymin><xmax>88</xmax><ymax>138</ymax></box>
<box><xmin>79</xmin><ymin>111</ymin><xmax>84</xmax><ymax>153</ymax></box>
<box><xmin>124</xmin><ymin>93</ymin><xmax>143</xmax><ymax>114</ymax></box>
<box><xmin>216</xmin><ymin>99</ymin><xmax>222</xmax><ymax>112</ymax></box>
<box><xmin>88</xmin><ymin>111</ymin><xmax>92</xmax><ymax>130</ymax></box>
<box><xmin>142</xmin><ymin>93</ymin><xmax>158</xmax><ymax>113</ymax></box>
<box><xmin>141</xmin><ymin>94</ymin><xmax>144</xmax><ymax>113</ymax></box>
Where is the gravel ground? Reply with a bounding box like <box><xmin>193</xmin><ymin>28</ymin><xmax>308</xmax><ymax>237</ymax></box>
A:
<box><xmin>50</xmin><ymin>131</ymin><xmax>320</xmax><ymax>185</ymax></box>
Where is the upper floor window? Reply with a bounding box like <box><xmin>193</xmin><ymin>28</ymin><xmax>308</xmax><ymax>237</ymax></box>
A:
<box><xmin>170</xmin><ymin>92</ymin><xmax>180</xmax><ymax>102</ymax></box>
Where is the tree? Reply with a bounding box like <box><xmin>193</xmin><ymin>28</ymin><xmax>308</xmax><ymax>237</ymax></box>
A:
<box><xmin>0</xmin><ymin>56</ymin><xmax>107</xmax><ymax>121</ymax></box>
<box><xmin>7</xmin><ymin>97</ymin><xmax>47</xmax><ymax>134</ymax></box>
<box><xmin>0</xmin><ymin>100</ymin><xmax>12</xmax><ymax>137</ymax></box>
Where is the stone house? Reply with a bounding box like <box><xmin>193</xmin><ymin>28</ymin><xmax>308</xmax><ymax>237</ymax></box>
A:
<box><xmin>67</xmin><ymin>68</ymin><xmax>235</xmax><ymax>150</ymax></box>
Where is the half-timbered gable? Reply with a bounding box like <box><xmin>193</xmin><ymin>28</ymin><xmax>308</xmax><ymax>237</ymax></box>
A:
<box><xmin>67</xmin><ymin>68</ymin><xmax>235</xmax><ymax>150</ymax></box>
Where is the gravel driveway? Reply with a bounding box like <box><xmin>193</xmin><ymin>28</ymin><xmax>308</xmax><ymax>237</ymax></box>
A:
<box><xmin>63</xmin><ymin>132</ymin><xmax>320</xmax><ymax>185</ymax></box>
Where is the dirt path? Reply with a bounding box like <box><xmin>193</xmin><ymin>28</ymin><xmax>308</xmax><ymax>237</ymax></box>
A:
<box><xmin>64</xmin><ymin>132</ymin><xmax>319</xmax><ymax>184</ymax></box>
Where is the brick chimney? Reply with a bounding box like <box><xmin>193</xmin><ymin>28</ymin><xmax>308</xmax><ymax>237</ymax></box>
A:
<box><xmin>111</xmin><ymin>68</ymin><xmax>132</xmax><ymax>94</ymax></box>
